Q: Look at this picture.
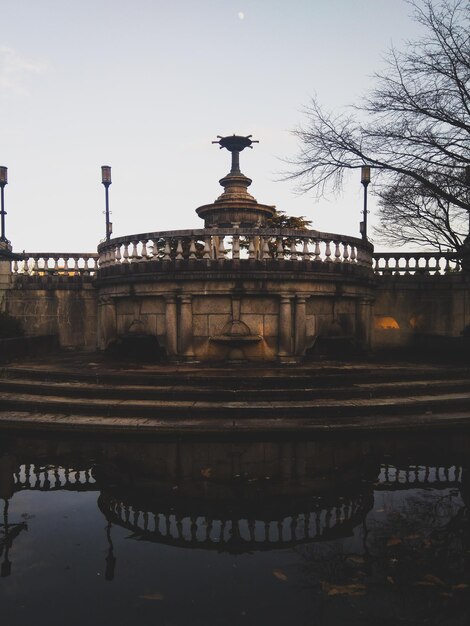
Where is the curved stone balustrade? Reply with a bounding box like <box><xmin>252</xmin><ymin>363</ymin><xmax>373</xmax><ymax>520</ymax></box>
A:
<box><xmin>376</xmin><ymin>463</ymin><xmax>463</xmax><ymax>490</ymax></box>
<box><xmin>13</xmin><ymin>464</ymin><xmax>96</xmax><ymax>491</ymax></box>
<box><xmin>372</xmin><ymin>252</ymin><xmax>460</xmax><ymax>275</ymax></box>
<box><xmin>97</xmin><ymin>228</ymin><xmax>373</xmax><ymax>270</ymax></box>
<box><xmin>11</xmin><ymin>253</ymin><xmax>99</xmax><ymax>276</ymax></box>
<box><xmin>98</xmin><ymin>492</ymin><xmax>370</xmax><ymax>553</ymax></box>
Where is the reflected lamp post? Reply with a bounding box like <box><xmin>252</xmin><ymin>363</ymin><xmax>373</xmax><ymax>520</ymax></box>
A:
<box><xmin>0</xmin><ymin>167</ymin><xmax>8</xmax><ymax>244</ymax></box>
<box><xmin>360</xmin><ymin>166</ymin><xmax>371</xmax><ymax>241</ymax></box>
<box><xmin>101</xmin><ymin>166</ymin><xmax>112</xmax><ymax>241</ymax></box>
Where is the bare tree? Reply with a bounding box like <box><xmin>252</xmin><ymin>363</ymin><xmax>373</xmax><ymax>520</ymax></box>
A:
<box><xmin>288</xmin><ymin>0</ymin><xmax>470</xmax><ymax>250</ymax></box>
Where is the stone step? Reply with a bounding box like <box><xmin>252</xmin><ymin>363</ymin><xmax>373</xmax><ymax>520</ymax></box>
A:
<box><xmin>2</xmin><ymin>389</ymin><xmax>470</xmax><ymax>419</ymax></box>
<box><xmin>1</xmin><ymin>377</ymin><xmax>470</xmax><ymax>402</ymax></box>
<box><xmin>2</xmin><ymin>362</ymin><xmax>468</xmax><ymax>389</ymax></box>
<box><xmin>0</xmin><ymin>407</ymin><xmax>470</xmax><ymax>434</ymax></box>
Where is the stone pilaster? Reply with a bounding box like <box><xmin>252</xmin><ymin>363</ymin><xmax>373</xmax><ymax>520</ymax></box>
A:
<box><xmin>294</xmin><ymin>296</ymin><xmax>307</xmax><ymax>356</ymax></box>
<box><xmin>0</xmin><ymin>243</ymin><xmax>12</xmax><ymax>313</ymax></box>
<box><xmin>97</xmin><ymin>295</ymin><xmax>116</xmax><ymax>350</ymax></box>
<box><xmin>179</xmin><ymin>294</ymin><xmax>194</xmax><ymax>357</ymax></box>
<box><xmin>278</xmin><ymin>294</ymin><xmax>293</xmax><ymax>358</ymax></box>
<box><xmin>165</xmin><ymin>295</ymin><xmax>178</xmax><ymax>357</ymax></box>
<box><xmin>356</xmin><ymin>297</ymin><xmax>373</xmax><ymax>350</ymax></box>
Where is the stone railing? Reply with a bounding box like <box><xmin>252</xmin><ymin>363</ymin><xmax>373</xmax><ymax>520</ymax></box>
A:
<box><xmin>372</xmin><ymin>251</ymin><xmax>460</xmax><ymax>275</ymax></box>
<box><xmin>98</xmin><ymin>492</ymin><xmax>369</xmax><ymax>551</ymax></box>
<box><xmin>13</xmin><ymin>464</ymin><xmax>96</xmax><ymax>491</ymax></box>
<box><xmin>97</xmin><ymin>228</ymin><xmax>373</xmax><ymax>269</ymax></box>
<box><xmin>376</xmin><ymin>463</ymin><xmax>462</xmax><ymax>490</ymax></box>
<box><xmin>11</xmin><ymin>252</ymin><xmax>99</xmax><ymax>276</ymax></box>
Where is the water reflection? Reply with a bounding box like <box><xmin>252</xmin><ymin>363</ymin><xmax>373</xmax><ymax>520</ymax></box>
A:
<box><xmin>1</xmin><ymin>431</ymin><xmax>470</xmax><ymax>625</ymax></box>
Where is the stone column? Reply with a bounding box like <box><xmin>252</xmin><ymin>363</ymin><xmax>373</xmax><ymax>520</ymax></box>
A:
<box><xmin>278</xmin><ymin>294</ymin><xmax>293</xmax><ymax>358</ymax></box>
<box><xmin>179</xmin><ymin>294</ymin><xmax>194</xmax><ymax>357</ymax></box>
<box><xmin>294</xmin><ymin>296</ymin><xmax>307</xmax><ymax>356</ymax></box>
<box><xmin>165</xmin><ymin>295</ymin><xmax>178</xmax><ymax>357</ymax></box>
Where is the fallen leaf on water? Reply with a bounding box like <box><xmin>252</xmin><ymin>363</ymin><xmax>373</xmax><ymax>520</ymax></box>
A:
<box><xmin>423</xmin><ymin>574</ymin><xmax>445</xmax><ymax>586</ymax></box>
<box><xmin>387</xmin><ymin>537</ymin><xmax>402</xmax><ymax>547</ymax></box>
<box><xmin>272</xmin><ymin>569</ymin><xmax>288</xmax><ymax>582</ymax></box>
<box><xmin>140</xmin><ymin>593</ymin><xmax>164</xmax><ymax>601</ymax></box>
<box><xmin>321</xmin><ymin>582</ymin><xmax>366</xmax><ymax>596</ymax></box>
<box><xmin>346</xmin><ymin>555</ymin><xmax>365</xmax><ymax>565</ymax></box>
<box><xmin>452</xmin><ymin>583</ymin><xmax>469</xmax><ymax>590</ymax></box>
<box><xmin>200</xmin><ymin>468</ymin><xmax>212</xmax><ymax>478</ymax></box>
<box><xmin>387</xmin><ymin>576</ymin><xmax>395</xmax><ymax>584</ymax></box>
<box><xmin>375</xmin><ymin>508</ymin><xmax>385</xmax><ymax>513</ymax></box>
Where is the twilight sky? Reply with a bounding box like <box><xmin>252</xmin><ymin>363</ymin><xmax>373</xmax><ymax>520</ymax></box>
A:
<box><xmin>0</xmin><ymin>0</ymin><xmax>422</xmax><ymax>252</ymax></box>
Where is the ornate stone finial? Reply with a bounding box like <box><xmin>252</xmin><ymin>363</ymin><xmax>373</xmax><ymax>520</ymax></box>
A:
<box><xmin>212</xmin><ymin>135</ymin><xmax>259</xmax><ymax>174</ymax></box>
<box><xmin>196</xmin><ymin>133</ymin><xmax>274</xmax><ymax>227</ymax></box>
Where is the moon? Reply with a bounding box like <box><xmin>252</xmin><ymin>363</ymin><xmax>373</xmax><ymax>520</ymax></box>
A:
<box><xmin>238</xmin><ymin>11</ymin><xmax>245</xmax><ymax>20</ymax></box>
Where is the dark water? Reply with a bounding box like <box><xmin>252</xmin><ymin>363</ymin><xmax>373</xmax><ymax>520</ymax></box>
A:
<box><xmin>0</xmin><ymin>430</ymin><xmax>469</xmax><ymax>626</ymax></box>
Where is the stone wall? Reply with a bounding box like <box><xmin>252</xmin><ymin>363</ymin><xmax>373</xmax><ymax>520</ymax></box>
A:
<box><xmin>6</xmin><ymin>275</ymin><xmax>98</xmax><ymax>349</ymax></box>
<box><xmin>372</xmin><ymin>273</ymin><xmax>470</xmax><ymax>349</ymax></box>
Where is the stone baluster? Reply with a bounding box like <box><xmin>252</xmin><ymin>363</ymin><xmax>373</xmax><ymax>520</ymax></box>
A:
<box><xmin>115</xmin><ymin>245</ymin><xmax>121</xmax><ymax>264</ymax></box>
<box><xmin>163</xmin><ymin>239</ymin><xmax>171</xmax><ymax>260</ymax></box>
<box><xmin>218</xmin><ymin>237</ymin><xmax>226</xmax><ymax>259</ymax></box>
<box><xmin>290</xmin><ymin>240</ymin><xmax>298</xmax><ymax>260</ymax></box>
<box><xmin>176</xmin><ymin>238</ymin><xmax>184</xmax><ymax>260</ymax></box>
<box><xmin>32</xmin><ymin>256</ymin><xmax>39</xmax><ymax>273</ymax></box>
<box><xmin>189</xmin><ymin>238</ymin><xmax>197</xmax><ymax>260</ymax></box>
<box><xmin>350</xmin><ymin>245</ymin><xmax>356</xmax><ymax>263</ymax></box>
<box><xmin>203</xmin><ymin>236</ymin><xmax>211</xmax><ymax>260</ymax></box>
<box><xmin>130</xmin><ymin>241</ymin><xmax>139</xmax><ymax>262</ymax></box>
<box><xmin>302</xmin><ymin>239</ymin><xmax>309</xmax><ymax>261</ymax></box>
<box><xmin>325</xmin><ymin>241</ymin><xmax>332</xmax><ymax>262</ymax></box>
<box><xmin>140</xmin><ymin>240</ymin><xmax>149</xmax><ymax>260</ymax></box>
<box><xmin>12</xmin><ymin>259</ymin><xmax>18</xmax><ymax>273</ymax></box>
<box><xmin>122</xmin><ymin>243</ymin><xmax>130</xmax><ymax>263</ymax></box>
<box><xmin>276</xmin><ymin>238</ymin><xmax>284</xmax><ymax>260</ymax></box>
<box><xmin>232</xmin><ymin>234</ymin><xmax>240</xmax><ymax>260</ymax></box>
<box><xmin>74</xmin><ymin>256</ymin><xmax>80</xmax><ymax>274</ymax></box>
<box><xmin>314</xmin><ymin>240</ymin><xmax>321</xmax><ymax>262</ymax></box>
<box><xmin>334</xmin><ymin>241</ymin><xmax>341</xmax><ymax>262</ymax></box>
<box><xmin>444</xmin><ymin>256</ymin><xmax>452</xmax><ymax>273</ymax></box>
<box><xmin>423</xmin><ymin>256</ymin><xmax>430</xmax><ymax>274</ymax></box>
<box><xmin>248</xmin><ymin>237</ymin><xmax>256</xmax><ymax>260</ymax></box>
<box><xmin>343</xmin><ymin>243</ymin><xmax>349</xmax><ymax>262</ymax></box>
<box><xmin>262</xmin><ymin>237</ymin><xmax>270</xmax><ymax>260</ymax></box>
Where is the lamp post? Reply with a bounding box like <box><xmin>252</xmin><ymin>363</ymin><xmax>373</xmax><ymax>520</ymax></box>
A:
<box><xmin>360</xmin><ymin>166</ymin><xmax>371</xmax><ymax>241</ymax></box>
<box><xmin>465</xmin><ymin>164</ymin><xmax>470</xmax><ymax>240</ymax></box>
<box><xmin>0</xmin><ymin>166</ymin><xmax>8</xmax><ymax>244</ymax></box>
<box><xmin>101</xmin><ymin>165</ymin><xmax>112</xmax><ymax>241</ymax></box>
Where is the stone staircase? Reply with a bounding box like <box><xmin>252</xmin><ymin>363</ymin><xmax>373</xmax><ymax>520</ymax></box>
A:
<box><xmin>0</xmin><ymin>354</ymin><xmax>470</xmax><ymax>433</ymax></box>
